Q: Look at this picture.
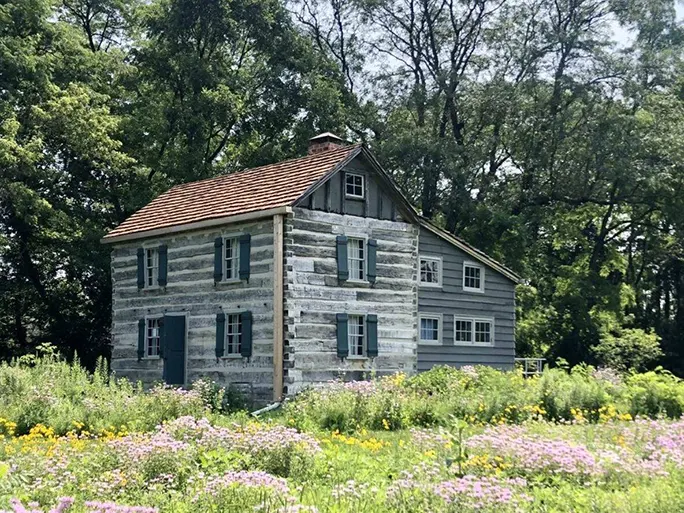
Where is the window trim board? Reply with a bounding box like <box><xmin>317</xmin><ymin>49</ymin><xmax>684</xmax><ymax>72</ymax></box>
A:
<box><xmin>418</xmin><ymin>313</ymin><xmax>443</xmax><ymax>345</ymax></box>
<box><xmin>221</xmin><ymin>309</ymin><xmax>246</xmax><ymax>358</ymax></box>
<box><xmin>221</xmin><ymin>232</ymin><xmax>243</xmax><ymax>283</ymax></box>
<box><xmin>453</xmin><ymin>315</ymin><xmax>495</xmax><ymax>347</ymax></box>
<box><xmin>346</xmin><ymin>234</ymin><xmax>369</xmax><ymax>283</ymax></box>
<box><xmin>143</xmin><ymin>314</ymin><xmax>163</xmax><ymax>359</ymax></box>
<box><xmin>347</xmin><ymin>312</ymin><xmax>368</xmax><ymax>358</ymax></box>
<box><xmin>462</xmin><ymin>260</ymin><xmax>485</xmax><ymax>293</ymax></box>
<box><xmin>344</xmin><ymin>171</ymin><xmax>365</xmax><ymax>200</ymax></box>
<box><xmin>419</xmin><ymin>254</ymin><xmax>443</xmax><ymax>288</ymax></box>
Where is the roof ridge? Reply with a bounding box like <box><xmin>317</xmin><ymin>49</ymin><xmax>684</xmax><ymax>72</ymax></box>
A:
<box><xmin>168</xmin><ymin>143</ymin><xmax>362</xmax><ymax>192</ymax></box>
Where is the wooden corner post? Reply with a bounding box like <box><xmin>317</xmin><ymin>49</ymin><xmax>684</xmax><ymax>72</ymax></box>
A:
<box><xmin>273</xmin><ymin>214</ymin><xmax>285</xmax><ymax>401</ymax></box>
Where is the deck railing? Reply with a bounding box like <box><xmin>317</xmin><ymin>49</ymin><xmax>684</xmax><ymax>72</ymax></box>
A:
<box><xmin>515</xmin><ymin>358</ymin><xmax>545</xmax><ymax>377</ymax></box>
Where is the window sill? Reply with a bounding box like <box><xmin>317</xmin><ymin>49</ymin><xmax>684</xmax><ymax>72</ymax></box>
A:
<box><xmin>419</xmin><ymin>282</ymin><xmax>442</xmax><ymax>289</ymax></box>
<box><xmin>462</xmin><ymin>287</ymin><xmax>485</xmax><ymax>294</ymax></box>
<box><xmin>418</xmin><ymin>341</ymin><xmax>442</xmax><ymax>346</ymax></box>
<box><xmin>222</xmin><ymin>354</ymin><xmax>243</xmax><ymax>360</ymax></box>
<box><xmin>216</xmin><ymin>279</ymin><xmax>243</xmax><ymax>286</ymax></box>
<box><xmin>346</xmin><ymin>355</ymin><xmax>369</xmax><ymax>361</ymax></box>
<box><xmin>141</xmin><ymin>286</ymin><xmax>162</xmax><ymax>292</ymax></box>
<box><xmin>346</xmin><ymin>279</ymin><xmax>370</xmax><ymax>286</ymax></box>
<box><xmin>345</xmin><ymin>195</ymin><xmax>365</xmax><ymax>201</ymax></box>
<box><xmin>453</xmin><ymin>342</ymin><xmax>494</xmax><ymax>348</ymax></box>
<box><xmin>142</xmin><ymin>356</ymin><xmax>161</xmax><ymax>360</ymax></box>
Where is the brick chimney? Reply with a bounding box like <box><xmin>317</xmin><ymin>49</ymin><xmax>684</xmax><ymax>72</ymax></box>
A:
<box><xmin>308</xmin><ymin>132</ymin><xmax>348</xmax><ymax>154</ymax></box>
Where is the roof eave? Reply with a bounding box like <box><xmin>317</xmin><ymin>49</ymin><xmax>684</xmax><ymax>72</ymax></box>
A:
<box><xmin>101</xmin><ymin>206</ymin><xmax>293</xmax><ymax>245</ymax></box>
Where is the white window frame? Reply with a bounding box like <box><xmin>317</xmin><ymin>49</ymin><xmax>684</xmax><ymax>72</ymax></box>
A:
<box><xmin>418</xmin><ymin>313</ymin><xmax>443</xmax><ymax>345</ymax></box>
<box><xmin>462</xmin><ymin>261</ymin><xmax>485</xmax><ymax>293</ymax></box>
<box><xmin>453</xmin><ymin>316</ymin><xmax>494</xmax><ymax>347</ymax></box>
<box><xmin>345</xmin><ymin>172</ymin><xmax>365</xmax><ymax>199</ymax></box>
<box><xmin>347</xmin><ymin>236</ymin><xmax>367</xmax><ymax>282</ymax></box>
<box><xmin>348</xmin><ymin>313</ymin><xmax>366</xmax><ymax>358</ymax></box>
<box><xmin>144</xmin><ymin>247</ymin><xmax>159</xmax><ymax>289</ymax></box>
<box><xmin>419</xmin><ymin>255</ymin><xmax>443</xmax><ymax>288</ymax></box>
<box><xmin>222</xmin><ymin>234</ymin><xmax>241</xmax><ymax>282</ymax></box>
<box><xmin>144</xmin><ymin>315</ymin><xmax>163</xmax><ymax>358</ymax></box>
<box><xmin>223</xmin><ymin>311</ymin><xmax>243</xmax><ymax>358</ymax></box>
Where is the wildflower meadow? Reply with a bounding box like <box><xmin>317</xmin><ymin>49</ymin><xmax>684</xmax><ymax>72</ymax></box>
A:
<box><xmin>2</xmin><ymin>356</ymin><xmax>684</xmax><ymax>512</ymax></box>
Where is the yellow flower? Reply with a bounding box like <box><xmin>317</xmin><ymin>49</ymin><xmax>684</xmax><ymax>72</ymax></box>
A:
<box><xmin>382</xmin><ymin>419</ymin><xmax>390</xmax><ymax>430</ymax></box>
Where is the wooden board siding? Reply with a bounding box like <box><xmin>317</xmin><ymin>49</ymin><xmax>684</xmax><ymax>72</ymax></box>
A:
<box><xmin>417</xmin><ymin>227</ymin><xmax>516</xmax><ymax>371</ymax></box>
<box><xmin>110</xmin><ymin>219</ymin><xmax>275</xmax><ymax>401</ymax></box>
<box><xmin>283</xmin><ymin>208</ymin><xmax>418</xmax><ymax>394</ymax></box>
<box><xmin>305</xmin><ymin>156</ymin><xmax>399</xmax><ymax>220</ymax></box>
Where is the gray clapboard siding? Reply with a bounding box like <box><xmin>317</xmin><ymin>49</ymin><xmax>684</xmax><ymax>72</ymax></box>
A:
<box><xmin>417</xmin><ymin>227</ymin><xmax>516</xmax><ymax>371</ymax></box>
<box><xmin>110</xmin><ymin>219</ymin><xmax>275</xmax><ymax>400</ymax></box>
<box><xmin>283</xmin><ymin>207</ymin><xmax>419</xmax><ymax>394</ymax></box>
<box><xmin>303</xmin><ymin>156</ymin><xmax>399</xmax><ymax>221</ymax></box>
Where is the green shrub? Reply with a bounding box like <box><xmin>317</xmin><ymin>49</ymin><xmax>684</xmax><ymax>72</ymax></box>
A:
<box><xmin>284</xmin><ymin>364</ymin><xmax>684</xmax><ymax>432</ymax></box>
<box><xmin>0</xmin><ymin>350</ymin><xmax>245</xmax><ymax>435</ymax></box>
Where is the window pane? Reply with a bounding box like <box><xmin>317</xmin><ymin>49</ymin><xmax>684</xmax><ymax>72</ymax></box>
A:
<box><xmin>346</xmin><ymin>174</ymin><xmax>364</xmax><ymax>197</ymax></box>
<box><xmin>464</xmin><ymin>265</ymin><xmax>481</xmax><ymax>289</ymax></box>
<box><xmin>225</xmin><ymin>314</ymin><xmax>242</xmax><ymax>354</ymax></box>
<box><xmin>224</xmin><ymin>237</ymin><xmax>240</xmax><ymax>280</ymax></box>
<box><xmin>348</xmin><ymin>314</ymin><xmax>365</xmax><ymax>356</ymax></box>
<box><xmin>146</xmin><ymin>318</ymin><xmax>161</xmax><ymax>356</ymax></box>
<box><xmin>475</xmin><ymin>321</ymin><xmax>491</xmax><ymax>344</ymax></box>
<box><xmin>420</xmin><ymin>258</ymin><xmax>440</xmax><ymax>284</ymax></box>
<box><xmin>455</xmin><ymin>320</ymin><xmax>472</xmax><ymax>342</ymax></box>
<box><xmin>420</xmin><ymin>318</ymin><xmax>439</xmax><ymax>342</ymax></box>
<box><xmin>348</xmin><ymin>238</ymin><xmax>365</xmax><ymax>280</ymax></box>
<box><xmin>146</xmin><ymin>249</ymin><xmax>158</xmax><ymax>287</ymax></box>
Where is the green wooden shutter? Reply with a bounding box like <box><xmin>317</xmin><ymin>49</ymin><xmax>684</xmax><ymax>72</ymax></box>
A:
<box><xmin>136</xmin><ymin>248</ymin><xmax>145</xmax><ymax>289</ymax></box>
<box><xmin>137</xmin><ymin>318</ymin><xmax>145</xmax><ymax>361</ymax></box>
<box><xmin>336</xmin><ymin>235</ymin><xmax>349</xmax><ymax>281</ymax></box>
<box><xmin>214</xmin><ymin>237</ymin><xmax>223</xmax><ymax>283</ymax></box>
<box><xmin>158</xmin><ymin>245</ymin><xmax>168</xmax><ymax>287</ymax></box>
<box><xmin>239</xmin><ymin>234</ymin><xmax>251</xmax><ymax>281</ymax></box>
<box><xmin>215</xmin><ymin>312</ymin><xmax>225</xmax><ymax>359</ymax></box>
<box><xmin>367</xmin><ymin>239</ymin><xmax>377</xmax><ymax>283</ymax></box>
<box><xmin>336</xmin><ymin>313</ymin><xmax>349</xmax><ymax>358</ymax></box>
<box><xmin>367</xmin><ymin>314</ymin><xmax>378</xmax><ymax>357</ymax></box>
<box><xmin>240</xmin><ymin>311</ymin><xmax>253</xmax><ymax>358</ymax></box>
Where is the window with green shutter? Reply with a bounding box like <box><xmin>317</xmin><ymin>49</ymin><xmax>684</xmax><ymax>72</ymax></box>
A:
<box><xmin>240</xmin><ymin>311</ymin><xmax>253</xmax><ymax>358</ymax></box>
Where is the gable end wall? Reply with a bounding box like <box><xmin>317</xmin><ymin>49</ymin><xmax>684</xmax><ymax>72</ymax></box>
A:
<box><xmin>283</xmin><ymin>208</ymin><xmax>419</xmax><ymax>394</ymax></box>
<box><xmin>110</xmin><ymin>218</ymin><xmax>275</xmax><ymax>401</ymax></box>
<box><xmin>417</xmin><ymin>227</ymin><xmax>516</xmax><ymax>370</ymax></box>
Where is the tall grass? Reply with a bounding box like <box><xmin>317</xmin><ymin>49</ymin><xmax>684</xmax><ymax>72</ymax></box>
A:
<box><xmin>284</xmin><ymin>365</ymin><xmax>684</xmax><ymax>433</ymax></box>
<box><xmin>0</xmin><ymin>350</ymin><xmax>209</xmax><ymax>436</ymax></box>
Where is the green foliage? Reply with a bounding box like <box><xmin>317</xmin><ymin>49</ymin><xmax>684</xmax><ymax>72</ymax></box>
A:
<box><xmin>0</xmin><ymin>350</ymin><xmax>246</xmax><ymax>435</ymax></box>
<box><xmin>285</xmin><ymin>365</ymin><xmax>684</xmax><ymax>432</ymax></box>
<box><xmin>593</xmin><ymin>327</ymin><xmax>664</xmax><ymax>372</ymax></box>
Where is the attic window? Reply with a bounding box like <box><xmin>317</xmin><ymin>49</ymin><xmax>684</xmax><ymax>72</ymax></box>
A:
<box><xmin>345</xmin><ymin>173</ymin><xmax>364</xmax><ymax>199</ymax></box>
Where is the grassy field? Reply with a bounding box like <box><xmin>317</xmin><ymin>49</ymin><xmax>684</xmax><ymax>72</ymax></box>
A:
<box><xmin>2</xmin><ymin>356</ymin><xmax>684</xmax><ymax>512</ymax></box>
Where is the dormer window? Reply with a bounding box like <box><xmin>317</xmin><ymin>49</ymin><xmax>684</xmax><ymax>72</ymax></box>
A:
<box><xmin>345</xmin><ymin>173</ymin><xmax>364</xmax><ymax>199</ymax></box>
<box><xmin>463</xmin><ymin>261</ymin><xmax>484</xmax><ymax>293</ymax></box>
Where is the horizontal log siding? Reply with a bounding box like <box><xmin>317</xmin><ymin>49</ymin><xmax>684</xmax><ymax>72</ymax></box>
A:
<box><xmin>417</xmin><ymin>227</ymin><xmax>516</xmax><ymax>371</ymax></box>
<box><xmin>110</xmin><ymin>219</ymin><xmax>275</xmax><ymax>401</ymax></box>
<box><xmin>283</xmin><ymin>208</ymin><xmax>418</xmax><ymax>394</ymax></box>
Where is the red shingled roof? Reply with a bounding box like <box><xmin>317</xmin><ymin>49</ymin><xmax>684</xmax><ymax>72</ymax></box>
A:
<box><xmin>103</xmin><ymin>144</ymin><xmax>362</xmax><ymax>241</ymax></box>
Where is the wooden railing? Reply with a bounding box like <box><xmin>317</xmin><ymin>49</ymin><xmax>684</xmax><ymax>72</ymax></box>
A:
<box><xmin>515</xmin><ymin>358</ymin><xmax>545</xmax><ymax>377</ymax></box>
